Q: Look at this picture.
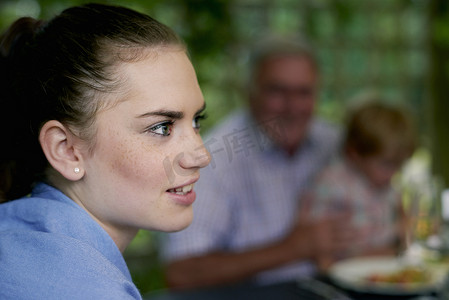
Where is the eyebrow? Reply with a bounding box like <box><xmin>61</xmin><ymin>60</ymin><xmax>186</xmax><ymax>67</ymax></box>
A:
<box><xmin>137</xmin><ymin>103</ymin><xmax>206</xmax><ymax>119</ymax></box>
<box><xmin>137</xmin><ymin>110</ymin><xmax>184</xmax><ymax>119</ymax></box>
<box><xmin>195</xmin><ymin>103</ymin><xmax>206</xmax><ymax>116</ymax></box>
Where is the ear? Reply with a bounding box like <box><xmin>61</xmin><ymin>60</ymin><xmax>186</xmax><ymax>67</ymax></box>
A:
<box><xmin>39</xmin><ymin>120</ymin><xmax>85</xmax><ymax>181</ymax></box>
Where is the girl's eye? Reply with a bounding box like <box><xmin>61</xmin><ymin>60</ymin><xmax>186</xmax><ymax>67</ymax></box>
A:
<box><xmin>148</xmin><ymin>121</ymin><xmax>173</xmax><ymax>136</ymax></box>
<box><xmin>193</xmin><ymin>113</ymin><xmax>207</xmax><ymax>130</ymax></box>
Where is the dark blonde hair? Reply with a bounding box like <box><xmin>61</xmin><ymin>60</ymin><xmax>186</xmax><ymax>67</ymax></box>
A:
<box><xmin>0</xmin><ymin>3</ymin><xmax>184</xmax><ymax>201</ymax></box>
<box><xmin>344</xmin><ymin>100</ymin><xmax>416</xmax><ymax>159</ymax></box>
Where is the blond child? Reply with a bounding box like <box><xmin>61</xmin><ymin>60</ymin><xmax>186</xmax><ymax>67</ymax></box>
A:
<box><xmin>301</xmin><ymin>99</ymin><xmax>416</xmax><ymax>271</ymax></box>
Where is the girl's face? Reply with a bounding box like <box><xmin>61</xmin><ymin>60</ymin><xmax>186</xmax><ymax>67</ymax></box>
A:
<box><xmin>74</xmin><ymin>49</ymin><xmax>210</xmax><ymax>249</ymax></box>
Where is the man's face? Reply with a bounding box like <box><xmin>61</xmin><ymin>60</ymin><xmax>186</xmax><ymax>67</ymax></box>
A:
<box><xmin>249</xmin><ymin>55</ymin><xmax>318</xmax><ymax>154</ymax></box>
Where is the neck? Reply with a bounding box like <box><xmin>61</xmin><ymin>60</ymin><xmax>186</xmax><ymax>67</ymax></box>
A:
<box><xmin>53</xmin><ymin>177</ymin><xmax>138</xmax><ymax>253</ymax></box>
<box><xmin>105</xmin><ymin>226</ymin><xmax>138</xmax><ymax>253</ymax></box>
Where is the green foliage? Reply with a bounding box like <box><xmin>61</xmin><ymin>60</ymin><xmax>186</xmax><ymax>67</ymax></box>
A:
<box><xmin>428</xmin><ymin>0</ymin><xmax>449</xmax><ymax>187</ymax></box>
<box><xmin>433</xmin><ymin>17</ymin><xmax>449</xmax><ymax>47</ymax></box>
<box><xmin>123</xmin><ymin>231</ymin><xmax>166</xmax><ymax>293</ymax></box>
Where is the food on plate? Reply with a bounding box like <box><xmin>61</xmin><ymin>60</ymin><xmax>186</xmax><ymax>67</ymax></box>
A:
<box><xmin>365</xmin><ymin>266</ymin><xmax>431</xmax><ymax>285</ymax></box>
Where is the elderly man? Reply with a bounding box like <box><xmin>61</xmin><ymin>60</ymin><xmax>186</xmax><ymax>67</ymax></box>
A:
<box><xmin>161</xmin><ymin>36</ymin><xmax>350</xmax><ymax>289</ymax></box>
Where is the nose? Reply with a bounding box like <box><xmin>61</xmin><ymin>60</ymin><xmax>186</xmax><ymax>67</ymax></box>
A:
<box><xmin>266</xmin><ymin>97</ymin><xmax>288</xmax><ymax>114</ymax></box>
<box><xmin>178</xmin><ymin>133</ymin><xmax>211</xmax><ymax>170</ymax></box>
<box><xmin>287</xmin><ymin>95</ymin><xmax>315</xmax><ymax>114</ymax></box>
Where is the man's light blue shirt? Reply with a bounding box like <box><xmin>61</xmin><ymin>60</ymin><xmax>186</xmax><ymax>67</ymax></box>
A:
<box><xmin>0</xmin><ymin>183</ymin><xmax>141</xmax><ymax>299</ymax></box>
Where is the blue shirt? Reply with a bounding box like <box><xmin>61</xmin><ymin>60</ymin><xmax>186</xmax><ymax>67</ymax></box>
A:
<box><xmin>162</xmin><ymin>110</ymin><xmax>341</xmax><ymax>285</ymax></box>
<box><xmin>0</xmin><ymin>183</ymin><xmax>141</xmax><ymax>299</ymax></box>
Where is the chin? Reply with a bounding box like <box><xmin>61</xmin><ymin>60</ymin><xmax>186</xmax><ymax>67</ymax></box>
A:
<box><xmin>158</xmin><ymin>210</ymin><xmax>194</xmax><ymax>233</ymax></box>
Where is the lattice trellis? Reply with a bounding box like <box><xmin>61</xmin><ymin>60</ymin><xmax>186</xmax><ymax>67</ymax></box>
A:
<box><xmin>223</xmin><ymin>0</ymin><xmax>430</xmax><ymax>127</ymax></box>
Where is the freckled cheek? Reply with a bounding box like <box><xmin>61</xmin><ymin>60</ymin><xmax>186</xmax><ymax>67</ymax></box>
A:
<box><xmin>107</xmin><ymin>141</ymin><xmax>168</xmax><ymax>190</ymax></box>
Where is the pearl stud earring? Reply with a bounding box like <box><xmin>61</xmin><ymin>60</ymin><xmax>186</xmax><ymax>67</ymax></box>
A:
<box><xmin>74</xmin><ymin>167</ymin><xmax>80</xmax><ymax>174</ymax></box>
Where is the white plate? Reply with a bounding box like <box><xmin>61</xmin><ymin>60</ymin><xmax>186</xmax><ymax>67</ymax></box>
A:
<box><xmin>328</xmin><ymin>256</ymin><xmax>447</xmax><ymax>295</ymax></box>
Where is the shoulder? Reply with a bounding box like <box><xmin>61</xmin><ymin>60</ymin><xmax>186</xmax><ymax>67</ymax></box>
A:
<box><xmin>0</xmin><ymin>192</ymin><xmax>90</xmax><ymax>235</ymax></box>
<box><xmin>0</xmin><ymin>187</ymin><xmax>141</xmax><ymax>299</ymax></box>
<box><xmin>308</xmin><ymin>118</ymin><xmax>342</xmax><ymax>148</ymax></box>
<box><xmin>0</xmin><ymin>229</ymin><xmax>140</xmax><ymax>299</ymax></box>
<box><xmin>0</xmin><ymin>196</ymin><xmax>67</xmax><ymax>231</ymax></box>
<box><xmin>200</xmin><ymin>109</ymin><xmax>254</xmax><ymax>173</ymax></box>
<box><xmin>313</xmin><ymin>157</ymin><xmax>346</xmax><ymax>182</ymax></box>
<box><xmin>202</xmin><ymin>109</ymin><xmax>250</xmax><ymax>142</ymax></box>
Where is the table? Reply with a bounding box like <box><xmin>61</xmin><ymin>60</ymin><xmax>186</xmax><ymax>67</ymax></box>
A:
<box><xmin>143</xmin><ymin>278</ymin><xmax>441</xmax><ymax>300</ymax></box>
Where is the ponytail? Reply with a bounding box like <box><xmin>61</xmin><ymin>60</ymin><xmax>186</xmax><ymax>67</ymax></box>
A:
<box><xmin>0</xmin><ymin>17</ymin><xmax>45</xmax><ymax>57</ymax></box>
<box><xmin>0</xmin><ymin>17</ymin><xmax>47</xmax><ymax>202</ymax></box>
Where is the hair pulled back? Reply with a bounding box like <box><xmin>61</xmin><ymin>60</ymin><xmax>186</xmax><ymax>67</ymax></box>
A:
<box><xmin>0</xmin><ymin>3</ymin><xmax>183</xmax><ymax>202</ymax></box>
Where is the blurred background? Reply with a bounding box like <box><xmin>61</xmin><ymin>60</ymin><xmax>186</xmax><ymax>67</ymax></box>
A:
<box><xmin>1</xmin><ymin>0</ymin><xmax>448</xmax><ymax>294</ymax></box>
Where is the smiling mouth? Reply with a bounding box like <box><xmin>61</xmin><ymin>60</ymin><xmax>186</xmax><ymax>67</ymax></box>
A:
<box><xmin>167</xmin><ymin>184</ymin><xmax>194</xmax><ymax>195</ymax></box>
